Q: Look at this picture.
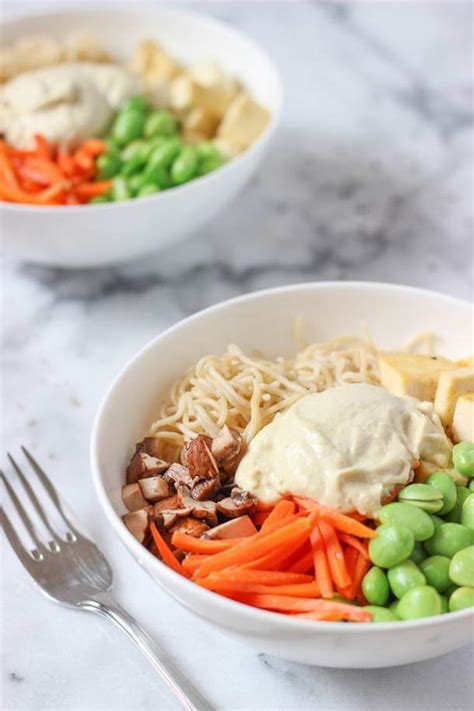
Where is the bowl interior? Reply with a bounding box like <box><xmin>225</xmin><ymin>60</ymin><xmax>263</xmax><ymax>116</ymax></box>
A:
<box><xmin>1</xmin><ymin>6</ymin><xmax>282</xmax><ymax>111</ymax></box>
<box><xmin>93</xmin><ymin>282</ymin><xmax>472</xmax><ymax>517</ymax></box>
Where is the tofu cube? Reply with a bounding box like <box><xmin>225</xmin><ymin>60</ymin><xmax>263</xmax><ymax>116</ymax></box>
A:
<box><xmin>131</xmin><ymin>40</ymin><xmax>181</xmax><ymax>84</ymax></box>
<box><xmin>378</xmin><ymin>353</ymin><xmax>456</xmax><ymax>401</ymax></box>
<box><xmin>451</xmin><ymin>392</ymin><xmax>474</xmax><ymax>443</ymax></box>
<box><xmin>183</xmin><ymin>106</ymin><xmax>219</xmax><ymax>141</ymax></box>
<box><xmin>169</xmin><ymin>74</ymin><xmax>236</xmax><ymax>119</ymax></box>
<box><xmin>434</xmin><ymin>367</ymin><xmax>474</xmax><ymax>432</ymax></box>
<box><xmin>217</xmin><ymin>92</ymin><xmax>270</xmax><ymax>151</ymax></box>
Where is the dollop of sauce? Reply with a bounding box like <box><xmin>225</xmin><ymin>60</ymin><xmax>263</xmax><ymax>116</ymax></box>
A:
<box><xmin>0</xmin><ymin>62</ymin><xmax>138</xmax><ymax>149</ymax></box>
<box><xmin>235</xmin><ymin>383</ymin><xmax>452</xmax><ymax>516</ymax></box>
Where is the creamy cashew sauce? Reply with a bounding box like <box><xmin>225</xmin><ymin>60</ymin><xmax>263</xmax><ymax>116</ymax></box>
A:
<box><xmin>235</xmin><ymin>383</ymin><xmax>452</xmax><ymax>516</ymax></box>
<box><xmin>0</xmin><ymin>62</ymin><xmax>138</xmax><ymax>149</ymax></box>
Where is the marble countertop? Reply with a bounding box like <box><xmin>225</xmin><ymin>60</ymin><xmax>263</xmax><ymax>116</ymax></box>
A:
<box><xmin>1</xmin><ymin>1</ymin><xmax>473</xmax><ymax>710</ymax></box>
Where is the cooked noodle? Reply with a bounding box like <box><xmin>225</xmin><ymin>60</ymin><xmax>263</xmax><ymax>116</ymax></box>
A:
<box><xmin>149</xmin><ymin>337</ymin><xmax>381</xmax><ymax>462</ymax></box>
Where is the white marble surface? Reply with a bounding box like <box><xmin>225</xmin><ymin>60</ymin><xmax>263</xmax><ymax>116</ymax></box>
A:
<box><xmin>1</xmin><ymin>1</ymin><xmax>474</xmax><ymax>710</ymax></box>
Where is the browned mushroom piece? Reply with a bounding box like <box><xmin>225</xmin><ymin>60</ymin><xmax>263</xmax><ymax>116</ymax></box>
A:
<box><xmin>176</xmin><ymin>485</ymin><xmax>218</xmax><ymax>525</ymax></box>
<box><xmin>154</xmin><ymin>508</ymin><xmax>193</xmax><ymax>530</ymax></box>
<box><xmin>191</xmin><ymin>476</ymin><xmax>221</xmax><ymax>501</ymax></box>
<box><xmin>203</xmin><ymin>515</ymin><xmax>257</xmax><ymax>540</ymax></box>
<box><xmin>135</xmin><ymin>436</ymin><xmax>166</xmax><ymax>459</ymax></box>
<box><xmin>163</xmin><ymin>463</ymin><xmax>195</xmax><ymax>489</ymax></box>
<box><xmin>169</xmin><ymin>516</ymin><xmax>209</xmax><ymax>538</ymax></box>
<box><xmin>122</xmin><ymin>507</ymin><xmax>150</xmax><ymax>543</ymax></box>
<box><xmin>211</xmin><ymin>425</ymin><xmax>242</xmax><ymax>464</ymax></box>
<box><xmin>152</xmin><ymin>494</ymin><xmax>180</xmax><ymax>516</ymax></box>
<box><xmin>138</xmin><ymin>476</ymin><xmax>171</xmax><ymax>502</ymax></box>
<box><xmin>126</xmin><ymin>451</ymin><xmax>169</xmax><ymax>484</ymax></box>
<box><xmin>216</xmin><ymin>489</ymin><xmax>258</xmax><ymax>518</ymax></box>
<box><xmin>185</xmin><ymin>435</ymin><xmax>219</xmax><ymax>479</ymax></box>
<box><xmin>121</xmin><ymin>483</ymin><xmax>149</xmax><ymax>512</ymax></box>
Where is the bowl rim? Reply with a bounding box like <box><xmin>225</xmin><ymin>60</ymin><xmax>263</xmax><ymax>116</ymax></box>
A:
<box><xmin>91</xmin><ymin>280</ymin><xmax>474</xmax><ymax>633</ymax></box>
<box><xmin>0</xmin><ymin>2</ymin><xmax>283</xmax><ymax>214</ymax></box>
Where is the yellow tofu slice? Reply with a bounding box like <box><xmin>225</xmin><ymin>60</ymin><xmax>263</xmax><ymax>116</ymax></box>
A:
<box><xmin>183</xmin><ymin>106</ymin><xmax>219</xmax><ymax>140</ymax></box>
<box><xmin>131</xmin><ymin>40</ymin><xmax>181</xmax><ymax>85</ymax></box>
<box><xmin>434</xmin><ymin>367</ymin><xmax>474</xmax><ymax>432</ymax></box>
<box><xmin>451</xmin><ymin>392</ymin><xmax>474</xmax><ymax>443</ymax></box>
<box><xmin>169</xmin><ymin>74</ymin><xmax>235</xmax><ymax>119</ymax></box>
<box><xmin>378</xmin><ymin>353</ymin><xmax>456</xmax><ymax>401</ymax></box>
<box><xmin>216</xmin><ymin>92</ymin><xmax>270</xmax><ymax>151</ymax></box>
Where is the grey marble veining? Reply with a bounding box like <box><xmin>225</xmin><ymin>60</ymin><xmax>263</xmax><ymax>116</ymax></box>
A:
<box><xmin>1</xmin><ymin>2</ymin><xmax>473</xmax><ymax>710</ymax></box>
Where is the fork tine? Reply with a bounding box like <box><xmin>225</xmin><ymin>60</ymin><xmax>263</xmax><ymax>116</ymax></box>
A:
<box><xmin>21</xmin><ymin>446</ymin><xmax>82</xmax><ymax>538</ymax></box>
<box><xmin>1</xmin><ymin>467</ymin><xmax>47</xmax><ymax>552</ymax></box>
<box><xmin>7</xmin><ymin>453</ymin><xmax>64</xmax><ymax>544</ymax></box>
<box><xmin>0</xmin><ymin>505</ymin><xmax>42</xmax><ymax>573</ymax></box>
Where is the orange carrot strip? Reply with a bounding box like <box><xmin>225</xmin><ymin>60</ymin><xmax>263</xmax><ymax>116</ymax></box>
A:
<box><xmin>196</xmin><ymin>569</ymin><xmax>313</xmax><ymax>586</ymax></box>
<box><xmin>288</xmin><ymin>550</ymin><xmax>314</xmax><ymax>574</ymax></box>
<box><xmin>310</xmin><ymin>524</ymin><xmax>334</xmax><ymax>599</ymax></box>
<box><xmin>295</xmin><ymin>606</ymin><xmax>371</xmax><ymax>623</ymax></box>
<box><xmin>150</xmin><ymin>522</ymin><xmax>187</xmax><ymax>577</ymax></box>
<box><xmin>339</xmin><ymin>533</ymin><xmax>369</xmax><ymax>559</ymax></box>
<box><xmin>0</xmin><ymin>145</ymin><xmax>20</xmax><ymax>188</ymax></box>
<box><xmin>182</xmin><ymin>554</ymin><xmax>211</xmax><ymax>574</ymax></box>
<box><xmin>171</xmin><ymin>533</ymin><xmax>247</xmax><ymax>555</ymax></box>
<box><xmin>294</xmin><ymin>497</ymin><xmax>377</xmax><ymax>538</ymax></box>
<box><xmin>318</xmin><ymin>521</ymin><xmax>351</xmax><ymax>589</ymax></box>
<box><xmin>197</xmin><ymin>578</ymin><xmax>320</xmax><ymax>597</ymax></box>
<box><xmin>79</xmin><ymin>139</ymin><xmax>106</xmax><ymax>156</ymax></box>
<box><xmin>353</xmin><ymin>553</ymin><xmax>371</xmax><ymax>603</ymax></box>
<box><xmin>337</xmin><ymin>546</ymin><xmax>359</xmax><ymax>599</ymax></box>
<box><xmin>253</xmin><ymin>511</ymin><xmax>270</xmax><ymax>527</ymax></box>
<box><xmin>57</xmin><ymin>151</ymin><xmax>78</xmax><ymax>178</ymax></box>
<box><xmin>0</xmin><ymin>181</ymin><xmax>65</xmax><ymax>205</ymax></box>
<box><xmin>243</xmin><ymin>530</ymin><xmax>312</xmax><ymax>571</ymax></box>
<box><xmin>19</xmin><ymin>157</ymin><xmax>64</xmax><ymax>185</ymax></box>
<box><xmin>73</xmin><ymin>149</ymin><xmax>94</xmax><ymax>172</ymax></box>
<box><xmin>75</xmin><ymin>180</ymin><xmax>112</xmax><ymax>199</ymax></box>
<box><xmin>236</xmin><ymin>594</ymin><xmax>369</xmax><ymax>620</ymax></box>
<box><xmin>261</xmin><ymin>500</ymin><xmax>296</xmax><ymax>532</ymax></box>
<box><xmin>195</xmin><ymin>518</ymin><xmax>311</xmax><ymax>578</ymax></box>
<box><xmin>33</xmin><ymin>134</ymin><xmax>52</xmax><ymax>160</ymax></box>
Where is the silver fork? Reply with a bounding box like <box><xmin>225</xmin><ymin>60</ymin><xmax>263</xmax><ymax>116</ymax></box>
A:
<box><xmin>1</xmin><ymin>447</ymin><xmax>213</xmax><ymax>711</ymax></box>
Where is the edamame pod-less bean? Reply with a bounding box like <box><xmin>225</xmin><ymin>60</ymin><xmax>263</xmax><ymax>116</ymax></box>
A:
<box><xmin>424</xmin><ymin>522</ymin><xmax>473</xmax><ymax>557</ymax></box>
<box><xmin>96</xmin><ymin>152</ymin><xmax>121</xmax><ymax>180</ymax></box>
<box><xmin>445</xmin><ymin>486</ymin><xmax>470</xmax><ymax>523</ymax></box>
<box><xmin>453</xmin><ymin>442</ymin><xmax>474</xmax><ymax>477</ymax></box>
<box><xmin>143</xmin><ymin>163</ymin><xmax>170</xmax><ymax>189</ymax></box>
<box><xmin>111</xmin><ymin>176</ymin><xmax>131</xmax><ymax>201</ymax></box>
<box><xmin>420</xmin><ymin>555</ymin><xmax>451</xmax><ymax>592</ymax></box>
<box><xmin>120</xmin><ymin>95</ymin><xmax>151</xmax><ymax>114</ymax></box>
<box><xmin>364</xmin><ymin>606</ymin><xmax>398</xmax><ymax>622</ymax></box>
<box><xmin>461</xmin><ymin>493</ymin><xmax>474</xmax><ymax>531</ymax></box>
<box><xmin>121</xmin><ymin>140</ymin><xmax>152</xmax><ymax>164</ymax></box>
<box><xmin>388</xmin><ymin>560</ymin><xmax>426</xmax><ymax>599</ymax></box>
<box><xmin>171</xmin><ymin>146</ymin><xmax>199</xmax><ymax>185</ymax></box>
<box><xmin>429</xmin><ymin>513</ymin><xmax>444</xmax><ymax>529</ymax></box>
<box><xmin>449</xmin><ymin>586</ymin><xmax>474</xmax><ymax>611</ymax></box>
<box><xmin>362</xmin><ymin>567</ymin><xmax>390</xmax><ymax>606</ymax></box>
<box><xmin>398</xmin><ymin>483</ymin><xmax>443</xmax><ymax>513</ymax></box>
<box><xmin>121</xmin><ymin>154</ymin><xmax>147</xmax><ymax>177</ymax></box>
<box><xmin>378</xmin><ymin>502</ymin><xmax>434</xmax><ymax>541</ymax></box>
<box><xmin>112</xmin><ymin>109</ymin><xmax>147</xmax><ymax>146</ymax></box>
<box><xmin>397</xmin><ymin>585</ymin><xmax>442</xmax><ymax>620</ymax></box>
<box><xmin>127</xmin><ymin>172</ymin><xmax>149</xmax><ymax>195</ymax></box>
<box><xmin>449</xmin><ymin>546</ymin><xmax>474</xmax><ymax>587</ymax></box>
<box><xmin>426</xmin><ymin>471</ymin><xmax>457</xmax><ymax>515</ymax></box>
<box><xmin>144</xmin><ymin>110</ymin><xmax>177</xmax><ymax>139</ymax></box>
<box><xmin>149</xmin><ymin>138</ymin><xmax>182</xmax><ymax>170</ymax></box>
<box><xmin>136</xmin><ymin>184</ymin><xmax>161</xmax><ymax>198</ymax></box>
<box><xmin>470</xmin><ymin>479</ymin><xmax>474</xmax><ymax>492</ymax></box>
<box><xmin>369</xmin><ymin>524</ymin><xmax>414</xmax><ymax>568</ymax></box>
<box><xmin>411</xmin><ymin>541</ymin><xmax>427</xmax><ymax>564</ymax></box>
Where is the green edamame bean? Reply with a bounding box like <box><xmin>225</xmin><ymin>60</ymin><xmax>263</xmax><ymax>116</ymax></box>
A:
<box><xmin>112</xmin><ymin>110</ymin><xmax>146</xmax><ymax>146</ymax></box>
<box><xmin>369</xmin><ymin>524</ymin><xmax>414</xmax><ymax>569</ymax></box>
<box><xmin>144</xmin><ymin>110</ymin><xmax>177</xmax><ymax>139</ymax></box>
<box><xmin>445</xmin><ymin>487</ymin><xmax>470</xmax><ymax>523</ymax></box>
<box><xmin>96</xmin><ymin>152</ymin><xmax>121</xmax><ymax>180</ymax></box>
<box><xmin>143</xmin><ymin>163</ymin><xmax>170</xmax><ymax>189</ymax></box>
<box><xmin>424</xmin><ymin>523</ymin><xmax>473</xmax><ymax>558</ymax></box>
<box><xmin>470</xmin><ymin>479</ymin><xmax>474</xmax><ymax>492</ymax></box>
<box><xmin>89</xmin><ymin>195</ymin><xmax>109</xmax><ymax>204</ymax></box>
<box><xmin>453</xmin><ymin>442</ymin><xmax>474</xmax><ymax>477</ymax></box>
<box><xmin>121</xmin><ymin>154</ymin><xmax>148</xmax><ymax>177</ymax></box>
<box><xmin>411</xmin><ymin>541</ymin><xmax>428</xmax><ymax>564</ymax></box>
<box><xmin>111</xmin><ymin>176</ymin><xmax>131</xmax><ymax>201</ymax></box>
<box><xmin>397</xmin><ymin>585</ymin><xmax>442</xmax><ymax>620</ymax></box>
<box><xmin>148</xmin><ymin>138</ymin><xmax>182</xmax><ymax>170</ymax></box>
<box><xmin>461</xmin><ymin>494</ymin><xmax>474</xmax><ymax>531</ymax></box>
<box><xmin>120</xmin><ymin>95</ymin><xmax>150</xmax><ymax>114</ymax></box>
<box><xmin>127</xmin><ymin>172</ymin><xmax>148</xmax><ymax>195</ymax></box>
<box><xmin>171</xmin><ymin>145</ymin><xmax>198</xmax><ymax>185</ymax></box>
<box><xmin>429</xmin><ymin>513</ymin><xmax>444</xmax><ymax>529</ymax></box>
<box><xmin>439</xmin><ymin>594</ymin><xmax>449</xmax><ymax>613</ymax></box>
<box><xmin>388</xmin><ymin>560</ymin><xmax>426</xmax><ymax>599</ymax></box>
<box><xmin>136</xmin><ymin>183</ymin><xmax>161</xmax><ymax>198</ymax></box>
<box><xmin>398</xmin><ymin>483</ymin><xmax>443</xmax><ymax>513</ymax></box>
<box><xmin>379</xmin><ymin>502</ymin><xmax>434</xmax><ymax>541</ymax></box>
<box><xmin>449</xmin><ymin>546</ymin><xmax>474</xmax><ymax>587</ymax></box>
<box><xmin>196</xmin><ymin>142</ymin><xmax>222</xmax><ymax>161</ymax></box>
<box><xmin>197</xmin><ymin>155</ymin><xmax>223</xmax><ymax>176</ymax></box>
<box><xmin>420</xmin><ymin>555</ymin><xmax>452</xmax><ymax>592</ymax></box>
<box><xmin>426</xmin><ymin>471</ymin><xmax>457</xmax><ymax>515</ymax></box>
<box><xmin>104</xmin><ymin>136</ymin><xmax>120</xmax><ymax>152</ymax></box>
<box><xmin>449</xmin><ymin>586</ymin><xmax>474</xmax><ymax>611</ymax></box>
<box><xmin>364</xmin><ymin>606</ymin><xmax>398</xmax><ymax>623</ymax></box>
<box><xmin>362</xmin><ymin>567</ymin><xmax>390</xmax><ymax>606</ymax></box>
<box><xmin>389</xmin><ymin>599</ymin><xmax>400</xmax><ymax>616</ymax></box>
<box><xmin>121</xmin><ymin>140</ymin><xmax>152</xmax><ymax>164</ymax></box>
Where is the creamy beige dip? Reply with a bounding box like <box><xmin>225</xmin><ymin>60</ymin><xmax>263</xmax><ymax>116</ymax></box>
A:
<box><xmin>235</xmin><ymin>383</ymin><xmax>452</xmax><ymax>516</ymax></box>
<box><xmin>0</xmin><ymin>62</ymin><xmax>138</xmax><ymax>149</ymax></box>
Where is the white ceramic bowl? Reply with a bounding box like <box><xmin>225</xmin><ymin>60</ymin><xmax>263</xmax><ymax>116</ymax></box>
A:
<box><xmin>91</xmin><ymin>282</ymin><xmax>473</xmax><ymax>668</ymax></box>
<box><xmin>0</xmin><ymin>6</ymin><xmax>282</xmax><ymax>268</ymax></box>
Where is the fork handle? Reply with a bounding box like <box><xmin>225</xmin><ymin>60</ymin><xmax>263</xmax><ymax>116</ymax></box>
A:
<box><xmin>80</xmin><ymin>592</ymin><xmax>213</xmax><ymax>711</ymax></box>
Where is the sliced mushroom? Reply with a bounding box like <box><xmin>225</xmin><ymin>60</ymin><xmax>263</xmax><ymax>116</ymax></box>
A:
<box><xmin>216</xmin><ymin>489</ymin><xmax>257</xmax><ymax>518</ymax></box>
<box><xmin>153</xmin><ymin>495</ymin><xmax>180</xmax><ymax>516</ymax></box>
<box><xmin>203</xmin><ymin>515</ymin><xmax>257</xmax><ymax>540</ymax></box>
<box><xmin>185</xmin><ymin>435</ymin><xmax>219</xmax><ymax>479</ymax></box>
<box><xmin>127</xmin><ymin>452</ymin><xmax>169</xmax><ymax>484</ymax></box>
<box><xmin>176</xmin><ymin>485</ymin><xmax>218</xmax><ymax>525</ymax></box>
<box><xmin>138</xmin><ymin>476</ymin><xmax>170</xmax><ymax>502</ymax></box>
<box><xmin>169</xmin><ymin>516</ymin><xmax>209</xmax><ymax>538</ymax></box>
<box><xmin>211</xmin><ymin>425</ymin><xmax>242</xmax><ymax>464</ymax></box>
<box><xmin>191</xmin><ymin>476</ymin><xmax>220</xmax><ymax>501</ymax></box>
<box><xmin>163</xmin><ymin>463</ymin><xmax>195</xmax><ymax>489</ymax></box>
<box><xmin>122</xmin><ymin>507</ymin><xmax>150</xmax><ymax>543</ymax></box>
<box><xmin>121</xmin><ymin>483</ymin><xmax>149</xmax><ymax>512</ymax></box>
<box><xmin>136</xmin><ymin>436</ymin><xmax>166</xmax><ymax>459</ymax></box>
<box><xmin>155</xmin><ymin>508</ymin><xmax>193</xmax><ymax>529</ymax></box>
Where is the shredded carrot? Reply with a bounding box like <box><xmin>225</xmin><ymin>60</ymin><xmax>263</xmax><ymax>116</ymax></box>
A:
<box><xmin>198</xmin><ymin>578</ymin><xmax>321</xmax><ymax>597</ymax></box>
<box><xmin>182</xmin><ymin>554</ymin><xmax>211</xmax><ymax>574</ymax></box>
<box><xmin>261</xmin><ymin>500</ymin><xmax>295</xmax><ymax>531</ymax></box>
<box><xmin>310</xmin><ymin>524</ymin><xmax>334</xmax><ymax>599</ymax></box>
<box><xmin>295</xmin><ymin>606</ymin><xmax>372</xmax><ymax>623</ymax></box>
<box><xmin>253</xmin><ymin>511</ymin><xmax>270</xmax><ymax>526</ymax></box>
<box><xmin>0</xmin><ymin>145</ymin><xmax>20</xmax><ymax>188</ymax></box>
<box><xmin>287</xmin><ymin>550</ymin><xmax>314</xmax><ymax>574</ymax></box>
<box><xmin>80</xmin><ymin>139</ymin><xmax>106</xmax><ymax>156</ymax></box>
<box><xmin>294</xmin><ymin>497</ymin><xmax>376</xmax><ymax>538</ymax></box>
<box><xmin>242</xmin><ymin>530</ymin><xmax>312</xmax><ymax>571</ymax></box>
<box><xmin>339</xmin><ymin>532</ymin><xmax>369</xmax><ymax>559</ymax></box>
<box><xmin>33</xmin><ymin>134</ymin><xmax>51</xmax><ymax>160</ymax></box>
<box><xmin>150</xmin><ymin>522</ymin><xmax>187</xmax><ymax>577</ymax></box>
<box><xmin>0</xmin><ymin>181</ymin><xmax>65</xmax><ymax>205</ymax></box>
<box><xmin>171</xmin><ymin>533</ymin><xmax>247</xmax><ymax>555</ymax></box>
<box><xmin>318</xmin><ymin>521</ymin><xmax>351</xmax><ymax>589</ymax></box>
<box><xmin>236</xmin><ymin>594</ymin><xmax>369</xmax><ymax>621</ymax></box>
<box><xmin>196</xmin><ymin>569</ymin><xmax>313</xmax><ymax>586</ymax></box>
<box><xmin>75</xmin><ymin>180</ymin><xmax>112</xmax><ymax>199</ymax></box>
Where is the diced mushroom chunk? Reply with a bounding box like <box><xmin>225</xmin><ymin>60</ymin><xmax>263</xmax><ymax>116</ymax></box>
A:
<box><xmin>155</xmin><ymin>508</ymin><xmax>193</xmax><ymax>530</ymax></box>
<box><xmin>163</xmin><ymin>463</ymin><xmax>195</xmax><ymax>489</ymax></box>
<box><xmin>191</xmin><ymin>476</ymin><xmax>220</xmax><ymax>501</ymax></box>
<box><xmin>211</xmin><ymin>425</ymin><xmax>242</xmax><ymax>464</ymax></box>
<box><xmin>138</xmin><ymin>476</ymin><xmax>170</xmax><ymax>502</ymax></box>
<box><xmin>185</xmin><ymin>435</ymin><xmax>219</xmax><ymax>479</ymax></box>
<box><xmin>153</xmin><ymin>495</ymin><xmax>180</xmax><ymax>516</ymax></box>
<box><xmin>176</xmin><ymin>486</ymin><xmax>218</xmax><ymax>525</ymax></box>
<box><xmin>122</xmin><ymin>508</ymin><xmax>150</xmax><ymax>543</ymax></box>
<box><xmin>122</xmin><ymin>483</ymin><xmax>149</xmax><ymax>512</ymax></box>
<box><xmin>170</xmin><ymin>516</ymin><xmax>209</xmax><ymax>538</ymax></box>
<box><xmin>136</xmin><ymin>437</ymin><xmax>168</xmax><ymax>460</ymax></box>
<box><xmin>203</xmin><ymin>515</ymin><xmax>257</xmax><ymax>540</ymax></box>
<box><xmin>127</xmin><ymin>452</ymin><xmax>170</xmax><ymax>484</ymax></box>
<box><xmin>216</xmin><ymin>489</ymin><xmax>257</xmax><ymax>518</ymax></box>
